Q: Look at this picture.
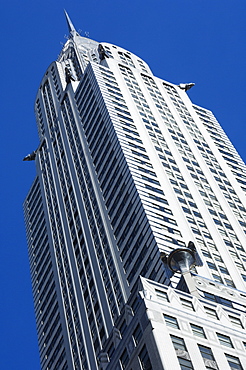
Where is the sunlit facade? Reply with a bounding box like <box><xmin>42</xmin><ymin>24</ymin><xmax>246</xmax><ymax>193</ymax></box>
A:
<box><xmin>24</xmin><ymin>13</ymin><xmax>246</xmax><ymax>369</ymax></box>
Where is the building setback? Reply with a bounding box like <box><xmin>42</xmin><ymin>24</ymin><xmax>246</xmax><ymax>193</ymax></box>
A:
<box><xmin>24</xmin><ymin>12</ymin><xmax>246</xmax><ymax>370</ymax></box>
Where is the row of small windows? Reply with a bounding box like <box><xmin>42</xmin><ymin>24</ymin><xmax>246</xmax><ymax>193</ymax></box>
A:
<box><xmin>39</xmin><ymin>148</ymin><xmax>74</xmax><ymax>366</ymax></box>
<box><xmin>162</xmin><ymin>85</ymin><xmax>245</xmax><ymax>227</ymax></box>
<box><xmin>178</xmin><ymin>144</ymin><xmax>244</xmax><ymax>279</ymax></box>
<box><xmin>78</xmin><ymin>71</ymin><xmax>163</xmax><ymax>291</ymax></box>
<box><xmin>157</xmin><ymin>286</ymin><xmax>245</xmax><ymax>319</ymax></box>
<box><xmin>35</xmin><ymin>98</ymin><xmax>45</xmax><ymax>137</ymax></box>
<box><xmin>138</xmin><ymin>77</ymin><xmax>208</xmax><ymax>254</ymax></box>
<box><xmin>106</xmin><ymin>316</ymin><xmax>152</xmax><ymax>370</ymax></box>
<box><xmin>118</xmin><ymin>66</ymin><xmax>185</xmax><ymax>251</ymax></box>
<box><xmin>141</xmin><ymin>89</ymin><xmax>220</xmax><ymax>256</ymax></box>
<box><xmin>43</xmin><ymin>93</ymin><xmax>105</xmax><ymax>367</ymax></box>
<box><xmin>101</xmin><ymin>64</ymin><xmax>246</xmax><ymax>284</ymax></box>
<box><xmin>171</xmin><ymin>334</ymin><xmax>243</xmax><ymax>370</ymax></box>
<box><xmin>194</xmin><ymin>105</ymin><xmax>246</xmax><ymax>193</ymax></box>
<box><xmin>64</xmin><ymin>92</ymin><xmax>124</xmax><ymax>325</ymax></box>
<box><xmin>114</xmin><ymin>308</ymin><xmax>243</xmax><ymax>370</ymax></box>
<box><xmin>124</xmin><ymin>61</ymin><xmax>246</xmax><ymax>254</ymax></box>
<box><xmin>165</xmin><ymin>311</ymin><xmax>244</xmax><ymax>334</ymax></box>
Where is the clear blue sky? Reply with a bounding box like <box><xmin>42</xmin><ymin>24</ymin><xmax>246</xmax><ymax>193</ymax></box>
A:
<box><xmin>1</xmin><ymin>1</ymin><xmax>246</xmax><ymax>369</ymax></box>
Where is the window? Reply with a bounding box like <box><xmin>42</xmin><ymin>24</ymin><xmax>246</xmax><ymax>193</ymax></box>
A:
<box><xmin>228</xmin><ymin>315</ymin><xmax>243</xmax><ymax>328</ymax></box>
<box><xmin>171</xmin><ymin>336</ymin><xmax>194</xmax><ymax>370</ymax></box>
<box><xmin>188</xmin><ymin>201</ymin><xmax>197</xmax><ymax>208</ymax></box>
<box><xmin>198</xmin><ymin>345</ymin><xmax>217</xmax><ymax>369</ymax></box>
<box><xmin>207</xmin><ymin>262</ymin><xmax>217</xmax><ymax>271</ymax></box>
<box><xmin>133</xmin><ymin>324</ymin><xmax>142</xmax><ymax>346</ymax></box>
<box><xmin>203</xmin><ymin>231</ymin><xmax>212</xmax><ymax>239</ymax></box>
<box><xmin>216</xmin><ymin>333</ymin><xmax>233</xmax><ymax>348</ymax></box>
<box><xmin>178</xmin><ymin>197</ymin><xmax>187</xmax><ymax>204</ymax></box>
<box><xmin>119</xmin><ymin>320</ymin><xmax>127</xmax><ymax>337</ymax></box>
<box><xmin>213</xmin><ymin>254</ymin><xmax>223</xmax><ymax>262</ymax></box>
<box><xmin>204</xmin><ymin>306</ymin><xmax>218</xmax><ymax>319</ymax></box>
<box><xmin>156</xmin><ymin>289</ymin><xmax>169</xmax><ymax>301</ymax></box>
<box><xmin>219</xmin><ymin>297</ymin><xmax>233</xmax><ymax>308</ymax></box>
<box><xmin>180</xmin><ymin>298</ymin><xmax>194</xmax><ymax>311</ymax></box>
<box><xmin>120</xmin><ymin>348</ymin><xmax>129</xmax><ymax>369</ymax></box>
<box><xmin>164</xmin><ymin>315</ymin><xmax>179</xmax><ymax>329</ymax></box>
<box><xmin>209</xmin><ymin>208</ymin><xmax>217</xmax><ymax>215</ymax></box>
<box><xmin>174</xmin><ymin>188</ymin><xmax>182</xmax><ymax>195</ymax></box>
<box><xmin>190</xmin><ymin>324</ymin><xmax>206</xmax><ymax>338</ymax></box>
<box><xmin>213</xmin><ymin>218</ymin><xmax>222</xmax><ymax>226</ymax></box>
<box><xmin>178</xmin><ymin>358</ymin><xmax>194</xmax><ymax>370</ymax></box>
<box><xmin>241</xmin><ymin>274</ymin><xmax>246</xmax><ymax>282</ymax></box>
<box><xmin>191</xmin><ymin>227</ymin><xmax>201</xmax><ymax>235</ymax></box>
<box><xmin>171</xmin><ymin>335</ymin><xmax>187</xmax><ymax>351</ymax></box>
<box><xmin>193</xmin><ymin>211</ymin><xmax>202</xmax><ymax>218</ymax></box>
<box><xmin>202</xmin><ymin>249</ymin><xmax>212</xmax><ymax>258</ymax></box>
<box><xmin>138</xmin><ymin>345</ymin><xmax>152</xmax><ymax>370</ymax></box>
<box><xmin>225</xmin><ymin>354</ymin><xmax>243</xmax><ymax>370</ymax></box>
<box><xmin>212</xmin><ymin>274</ymin><xmax>223</xmax><ymax>283</ymax></box>
<box><xmin>180</xmin><ymin>183</ymin><xmax>188</xmax><ymax>190</ymax></box>
<box><xmin>219</xmin><ymin>266</ymin><xmax>229</xmax><ymax>275</ymax></box>
<box><xmin>182</xmin><ymin>206</ymin><xmax>192</xmax><ymax>214</ymax></box>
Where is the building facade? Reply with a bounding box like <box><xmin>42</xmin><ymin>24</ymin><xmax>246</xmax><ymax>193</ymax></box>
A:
<box><xmin>24</xmin><ymin>12</ymin><xmax>246</xmax><ymax>370</ymax></box>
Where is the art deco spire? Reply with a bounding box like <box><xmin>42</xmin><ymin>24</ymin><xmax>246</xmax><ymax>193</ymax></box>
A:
<box><xmin>64</xmin><ymin>10</ymin><xmax>80</xmax><ymax>38</ymax></box>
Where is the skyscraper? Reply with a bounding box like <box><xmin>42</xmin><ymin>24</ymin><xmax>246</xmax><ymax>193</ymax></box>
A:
<box><xmin>24</xmin><ymin>12</ymin><xmax>246</xmax><ymax>369</ymax></box>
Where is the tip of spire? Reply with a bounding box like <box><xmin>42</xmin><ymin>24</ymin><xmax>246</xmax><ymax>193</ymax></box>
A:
<box><xmin>64</xmin><ymin>10</ymin><xmax>79</xmax><ymax>37</ymax></box>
